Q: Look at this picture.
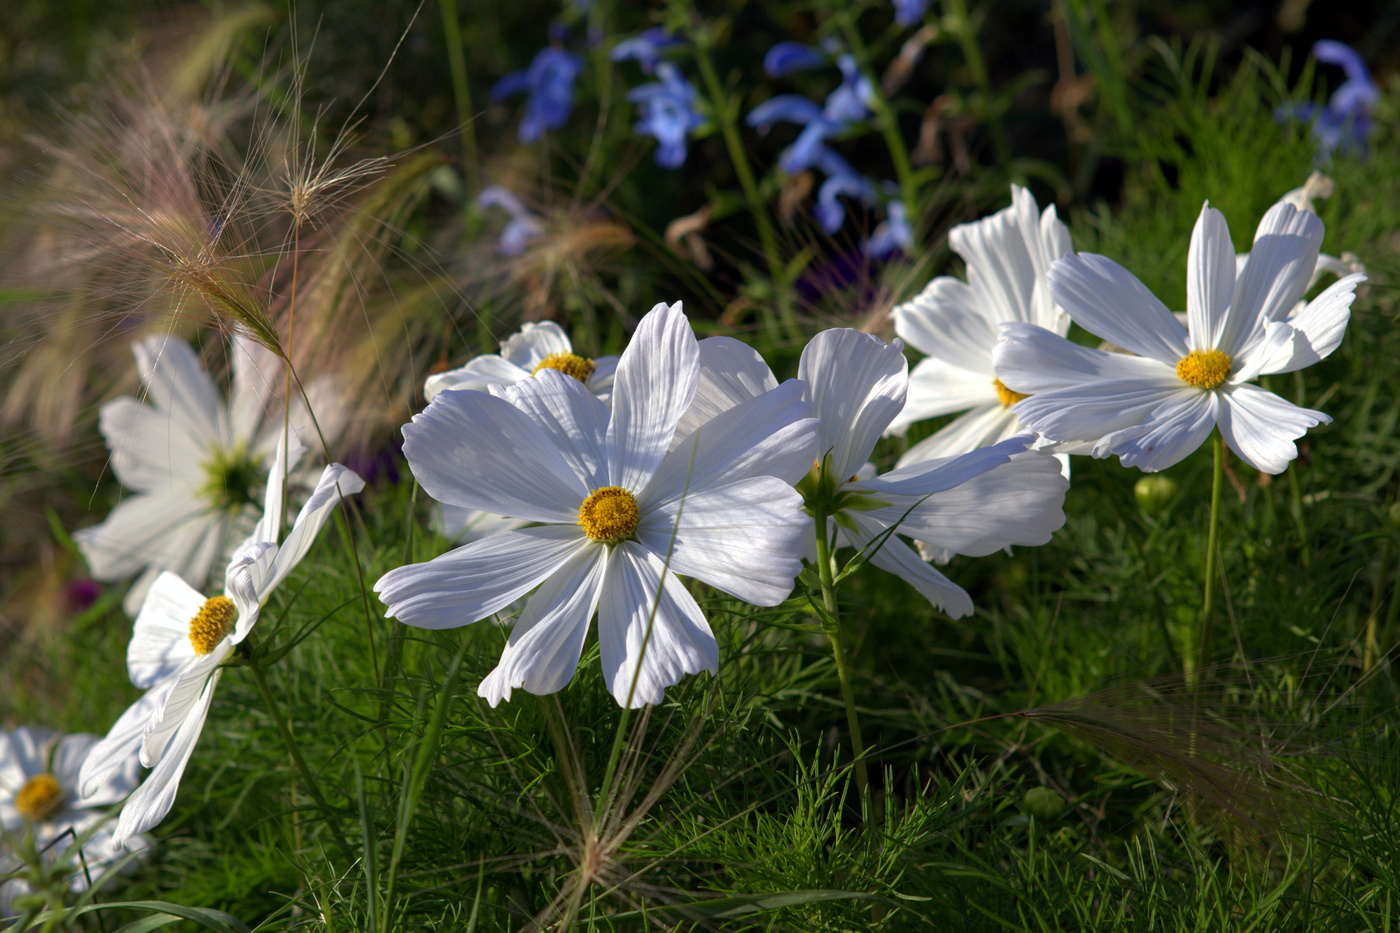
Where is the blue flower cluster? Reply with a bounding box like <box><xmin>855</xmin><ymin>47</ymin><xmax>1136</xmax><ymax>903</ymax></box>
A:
<box><xmin>1277</xmin><ymin>40</ymin><xmax>1379</xmax><ymax>160</ymax></box>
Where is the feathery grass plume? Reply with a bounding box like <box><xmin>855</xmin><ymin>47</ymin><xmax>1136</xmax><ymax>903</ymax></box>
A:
<box><xmin>1010</xmin><ymin>665</ymin><xmax>1346</xmax><ymax>850</ymax></box>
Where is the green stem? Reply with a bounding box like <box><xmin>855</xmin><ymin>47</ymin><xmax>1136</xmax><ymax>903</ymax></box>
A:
<box><xmin>438</xmin><ymin>0</ymin><xmax>479</xmax><ymax>192</ymax></box>
<box><xmin>836</xmin><ymin>16</ymin><xmax>921</xmax><ymax>249</ymax></box>
<box><xmin>1193</xmin><ymin>432</ymin><xmax>1225</xmax><ymax>684</ymax></box>
<box><xmin>1287</xmin><ymin>463</ymin><xmax>1313</xmax><ymax>570</ymax></box>
<box><xmin>812</xmin><ymin>503</ymin><xmax>870</xmax><ymax>811</ymax></box>
<box><xmin>247</xmin><ymin>651</ymin><xmax>352</xmax><ymax>859</ymax></box>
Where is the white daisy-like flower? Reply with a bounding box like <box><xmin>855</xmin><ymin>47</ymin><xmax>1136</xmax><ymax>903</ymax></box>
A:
<box><xmin>76</xmin><ymin>333</ymin><xmax>341</xmax><ymax>616</ymax></box>
<box><xmin>887</xmin><ymin>185</ymin><xmax>1072</xmax><ymax>465</ymax></box>
<box><xmin>377</xmin><ymin>302</ymin><xmax>819</xmax><ymax>708</ymax></box>
<box><xmin>993</xmin><ymin>200</ymin><xmax>1366</xmax><ymax>474</ymax></box>
<box><xmin>423</xmin><ymin>321</ymin><xmax>619</xmax><ymax>403</ymax></box>
<box><xmin>690</xmin><ymin>329</ymin><xmax>1068</xmax><ymax>616</ymax></box>
<box><xmin>77</xmin><ymin>443</ymin><xmax>364</xmax><ymax>847</ymax></box>
<box><xmin>1</xmin><ymin>726</ymin><xmax>147</xmax><ymax>915</ymax></box>
<box><xmin>424</xmin><ymin>321</ymin><xmax>620</xmax><ymax>541</ymax></box>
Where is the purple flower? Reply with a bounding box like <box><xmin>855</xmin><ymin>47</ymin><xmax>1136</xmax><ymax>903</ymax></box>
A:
<box><xmin>64</xmin><ymin>577</ymin><xmax>102</xmax><ymax>612</ymax></box>
<box><xmin>811</xmin><ymin>146</ymin><xmax>876</xmax><ymax>233</ymax></box>
<box><xmin>747</xmin><ymin>53</ymin><xmax>873</xmax><ymax>175</ymax></box>
<box><xmin>1277</xmin><ymin>40</ymin><xmax>1379</xmax><ymax>160</ymax></box>
<box><xmin>477</xmin><ymin>186</ymin><xmax>544</xmax><ymax>255</ymax></box>
<box><xmin>764</xmin><ymin>42</ymin><xmax>828</xmax><ymax>77</ymax></box>
<box><xmin>628</xmin><ymin>62</ymin><xmax>705</xmax><ymax>168</ymax></box>
<box><xmin>892</xmin><ymin>0</ymin><xmax>930</xmax><ymax>26</ymax></box>
<box><xmin>610</xmin><ymin>27</ymin><xmax>680</xmax><ymax>74</ymax></box>
<box><xmin>864</xmin><ymin>201</ymin><xmax>912</xmax><ymax>259</ymax></box>
<box><xmin>491</xmin><ymin>47</ymin><xmax>584</xmax><ymax>142</ymax></box>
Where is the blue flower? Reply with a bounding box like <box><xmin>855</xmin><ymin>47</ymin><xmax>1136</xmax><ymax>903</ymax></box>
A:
<box><xmin>810</xmin><ymin>146</ymin><xmax>876</xmax><ymax>233</ymax></box>
<box><xmin>763</xmin><ymin>41</ymin><xmax>828</xmax><ymax>77</ymax></box>
<box><xmin>491</xmin><ymin>47</ymin><xmax>584</xmax><ymax>143</ymax></box>
<box><xmin>747</xmin><ymin>53</ymin><xmax>873</xmax><ymax>175</ymax></box>
<box><xmin>1277</xmin><ymin>40</ymin><xmax>1379</xmax><ymax>160</ymax></box>
<box><xmin>610</xmin><ymin>27</ymin><xmax>680</xmax><ymax>74</ymax></box>
<box><xmin>477</xmin><ymin>186</ymin><xmax>544</xmax><ymax>255</ymax></box>
<box><xmin>628</xmin><ymin>63</ymin><xmax>706</xmax><ymax>168</ymax></box>
<box><xmin>892</xmin><ymin>0</ymin><xmax>930</xmax><ymax>26</ymax></box>
<box><xmin>864</xmin><ymin>201</ymin><xmax>912</xmax><ymax>259</ymax></box>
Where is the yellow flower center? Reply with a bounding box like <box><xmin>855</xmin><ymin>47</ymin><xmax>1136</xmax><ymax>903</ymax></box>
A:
<box><xmin>15</xmin><ymin>773</ymin><xmax>63</xmax><ymax>822</ymax></box>
<box><xmin>532</xmin><ymin>352</ymin><xmax>596</xmax><ymax>384</ymax></box>
<box><xmin>578</xmin><ymin>487</ymin><xmax>640</xmax><ymax>542</ymax></box>
<box><xmin>1175</xmin><ymin>349</ymin><xmax>1232</xmax><ymax>389</ymax></box>
<box><xmin>188</xmin><ymin>595</ymin><xmax>238</xmax><ymax>656</ymax></box>
<box><xmin>993</xmin><ymin>378</ymin><xmax>1030</xmax><ymax>408</ymax></box>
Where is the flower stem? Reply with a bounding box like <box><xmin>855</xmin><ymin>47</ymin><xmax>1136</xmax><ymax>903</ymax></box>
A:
<box><xmin>247</xmin><ymin>650</ymin><xmax>352</xmax><ymax>860</ymax></box>
<box><xmin>1193</xmin><ymin>431</ymin><xmax>1225</xmax><ymax>684</ymax></box>
<box><xmin>812</xmin><ymin>503</ymin><xmax>870</xmax><ymax>812</ymax></box>
<box><xmin>437</xmin><ymin>0</ymin><xmax>479</xmax><ymax>192</ymax></box>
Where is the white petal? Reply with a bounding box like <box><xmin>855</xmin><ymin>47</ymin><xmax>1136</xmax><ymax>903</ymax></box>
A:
<box><xmin>1046</xmin><ymin>254</ymin><xmax>1188</xmax><ymax>364</ymax></box>
<box><xmin>881</xmin><ymin>449</ymin><xmax>1067</xmax><ymax>556</ymax></box>
<box><xmin>228</xmin><ymin>333</ymin><xmax>281</xmax><ymax>445</ymax></box>
<box><xmin>424</xmin><ymin>356</ymin><xmax>531</xmax><ymax>401</ymax></box>
<box><xmin>845</xmin><ymin>517</ymin><xmax>974</xmax><ymax>618</ymax></box>
<box><xmin>1256</xmin><ymin>273</ymin><xmax>1362</xmax><ymax>375</ymax></box>
<box><xmin>895</xmin><ymin>405</ymin><xmax>1021</xmax><ymax>467</ymax></box>
<box><xmin>253</xmin><ymin>462</ymin><xmax>365</xmax><ymax>608</ymax></box>
<box><xmin>799</xmin><ymin>328</ymin><xmax>907</xmax><ymax>481</ymax></box>
<box><xmin>131</xmin><ymin>335</ymin><xmax>228</xmax><ymax>449</ymax></box>
<box><xmin>1099</xmin><ymin>390</ymin><xmax>1219</xmax><ymax>472</ymax></box>
<box><xmin>645</xmin><ymin>379</ymin><xmax>818</xmax><ymax>502</ymax></box>
<box><xmin>863</xmin><ymin>433</ymin><xmax>1032</xmax><ymax>498</ymax></box>
<box><xmin>597</xmin><ymin>542</ymin><xmax>718</xmax><ymax>708</ymax></box>
<box><xmin>585</xmin><ymin>355</ymin><xmax>619</xmax><ymax>402</ymax></box>
<box><xmin>140</xmin><ymin>655</ymin><xmax>224</xmax><ymax>768</ymax></box>
<box><xmin>1024</xmin><ymin>191</ymin><xmax>1075</xmax><ymax>332</ymax></box>
<box><xmin>1185</xmin><ymin>204</ymin><xmax>1238</xmax><ymax>352</ymax></box>
<box><xmin>403</xmin><ymin>388</ymin><xmax>587</xmax><ymax>522</ymax></box>
<box><xmin>74</xmin><ymin>493</ymin><xmax>214</xmax><ymax>582</ymax></box>
<box><xmin>671</xmin><ymin>336</ymin><xmax>779</xmax><ymax>446</ymax></box>
<box><xmin>887</xmin><ymin>357</ymin><xmax>998</xmax><ymax>433</ymax></box>
<box><xmin>98</xmin><ymin>398</ymin><xmax>206</xmax><ymax>494</ymax></box>
<box><xmin>127</xmin><ymin>571</ymin><xmax>204</xmax><ymax>688</ymax></box>
<box><xmin>1001</xmin><ymin>370</ymin><xmax>1184</xmax><ymax>446</ymax></box>
<box><xmin>893</xmin><ymin>276</ymin><xmax>999</xmax><ymax>364</ymax></box>
<box><xmin>245</xmin><ymin>433</ymin><xmax>306</xmax><ymax>549</ymax></box>
<box><xmin>951</xmin><ymin>195</ymin><xmax>1039</xmax><ymax>325</ymax></box>
<box><xmin>500</xmin><ymin>321</ymin><xmax>572</xmax><ymax>368</ymax></box>
<box><xmin>433</xmin><ymin>505</ymin><xmax>528</xmax><ymax>543</ymax></box>
<box><xmin>1236</xmin><ymin>200</ymin><xmax>1325</xmax><ymax>327</ymax></box>
<box><xmin>225</xmin><ymin>540</ymin><xmax>276</xmax><ymax>639</ymax></box>
<box><xmin>376</xmin><ymin>525</ymin><xmax>587</xmax><ymax>630</ymax></box>
<box><xmin>113</xmin><ymin>673</ymin><xmax>218</xmax><ymax>848</ymax></box>
<box><xmin>79</xmin><ymin>689</ymin><xmax>164</xmax><ymax>800</ymax></box>
<box><xmin>477</xmin><ymin>545</ymin><xmax>607</xmax><ymax>707</ymax></box>
<box><xmin>0</xmin><ymin>727</ymin><xmax>53</xmax><ymax>796</ymax></box>
<box><xmin>1216</xmin><ymin>383</ymin><xmax>1329</xmax><ymax>474</ymax></box>
<box><xmin>490</xmin><ymin>370</ymin><xmax>610</xmax><ymax>490</ymax></box>
<box><xmin>53</xmin><ymin>733</ymin><xmax>138</xmax><ymax>809</ymax></box>
<box><xmin>638</xmin><ymin>476</ymin><xmax>807</xmax><ymax>606</ymax></box>
<box><xmin>992</xmin><ymin>321</ymin><xmax>1170</xmax><ymax>394</ymax></box>
<box><xmin>606</xmin><ymin>302</ymin><xmax>700</xmax><ymax>491</ymax></box>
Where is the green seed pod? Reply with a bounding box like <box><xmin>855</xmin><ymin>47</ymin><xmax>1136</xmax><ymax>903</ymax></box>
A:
<box><xmin>1388</xmin><ymin>500</ymin><xmax>1400</xmax><ymax>529</ymax></box>
<box><xmin>1134</xmin><ymin>474</ymin><xmax>1179</xmax><ymax>514</ymax></box>
<box><xmin>1023</xmin><ymin>786</ymin><xmax>1065</xmax><ymax>820</ymax></box>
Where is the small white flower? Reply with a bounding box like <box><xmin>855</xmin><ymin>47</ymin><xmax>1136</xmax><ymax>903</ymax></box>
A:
<box><xmin>78</xmin><ymin>442</ymin><xmax>364</xmax><ymax>847</ymax></box>
<box><xmin>0</xmin><ymin>726</ymin><xmax>146</xmax><ymax>914</ymax></box>
<box><xmin>378</xmin><ymin>302</ymin><xmax>819</xmax><ymax>708</ymax></box>
<box><xmin>799</xmin><ymin>329</ymin><xmax>1068</xmax><ymax>616</ymax></box>
<box><xmin>424</xmin><ymin>321</ymin><xmax>619</xmax><ymax>403</ymax></box>
<box><xmin>888</xmin><ymin>185</ymin><xmax>1073</xmax><ymax>466</ymax></box>
<box><xmin>75</xmin><ymin>333</ymin><xmax>341</xmax><ymax>615</ymax></box>
<box><xmin>994</xmin><ymin>200</ymin><xmax>1365</xmax><ymax>473</ymax></box>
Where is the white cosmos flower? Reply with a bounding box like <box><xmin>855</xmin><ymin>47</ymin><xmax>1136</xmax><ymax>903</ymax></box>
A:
<box><xmin>75</xmin><ymin>333</ymin><xmax>342</xmax><ymax>616</ymax></box>
<box><xmin>425</xmin><ymin>321</ymin><xmax>619</xmax><ymax>541</ymax></box>
<box><xmin>77</xmin><ymin>443</ymin><xmax>364</xmax><ymax>847</ymax></box>
<box><xmin>687</xmin><ymin>329</ymin><xmax>1068</xmax><ymax>617</ymax></box>
<box><xmin>993</xmin><ymin>200</ymin><xmax>1366</xmax><ymax>473</ymax></box>
<box><xmin>0</xmin><ymin>726</ymin><xmax>147</xmax><ymax>915</ymax></box>
<box><xmin>887</xmin><ymin>185</ymin><xmax>1073</xmax><ymax>466</ymax></box>
<box><xmin>376</xmin><ymin>302</ymin><xmax>819</xmax><ymax>708</ymax></box>
<box><xmin>423</xmin><ymin>321</ymin><xmax>619</xmax><ymax>403</ymax></box>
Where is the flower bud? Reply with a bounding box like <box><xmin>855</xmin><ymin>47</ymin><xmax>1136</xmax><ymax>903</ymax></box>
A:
<box><xmin>1134</xmin><ymin>475</ymin><xmax>1179</xmax><ymax>514</ymax></box>
<box><xmin>1022</xmin><ymin>786</ymin><xmax>1065</xmax><ymax>820</ymax></box>
<box><xmin>1389</xmin><ymin>500</ymin><xmax>1400</xmax><ymax>530</ymax></box>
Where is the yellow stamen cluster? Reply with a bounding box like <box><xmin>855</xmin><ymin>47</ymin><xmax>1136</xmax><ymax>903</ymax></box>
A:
<box><xmin>532</xmin><ymin>352</ymin><xmax>596</xmax><ymax>384</ymax></box>
<box><xmin>1175</xmin><ymin>349</ymin><xmax>1232</xmax><ymax>389</ymax></box>
<box><xmin>993</xmin><ymin>377</ymin><xmax>1030</xmax><ymax>408</ymax></box>
<box><xmin>188</xmin><ymin>595</ymin><xmax>238</xmax><ymax>656</ymax></box>
<box><xmin>578</xmin><ymin>486</ymin><xmax>640</xmax><ymax>542</ymax></box>
<box><xmin>15</xmin><ymin>773</ymin><xmax>63</xmax><ymax>822</ymax></box>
